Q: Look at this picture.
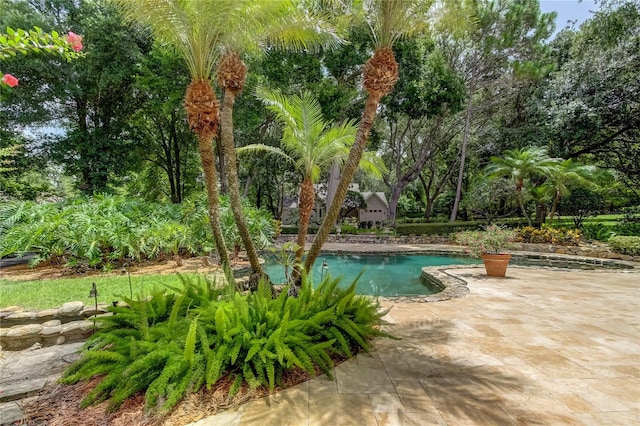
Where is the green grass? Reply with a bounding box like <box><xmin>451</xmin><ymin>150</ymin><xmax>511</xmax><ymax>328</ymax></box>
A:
<box><xmin>0</xmin><ymin>273</ymin><xmax>208</xmax><ymax>310</ymax></box>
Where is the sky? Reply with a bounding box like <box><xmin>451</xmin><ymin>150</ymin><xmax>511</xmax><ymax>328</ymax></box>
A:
<box><xmin>539</xmin><ymin>0</ymin><xmax>602</xmax><ymax>35</ymax></box>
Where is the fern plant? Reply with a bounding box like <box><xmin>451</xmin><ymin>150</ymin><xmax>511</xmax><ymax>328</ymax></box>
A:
<box><xmin>61</xmin><ymin>273</ymin><xmax>392</xmax><ymax>414</ymax></box>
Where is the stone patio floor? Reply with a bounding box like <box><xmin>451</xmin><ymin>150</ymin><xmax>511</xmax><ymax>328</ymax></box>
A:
<box><xmin>192</xmin><ymin>264</ymin><xmax>640</xmax><ymax>426</ymax></box>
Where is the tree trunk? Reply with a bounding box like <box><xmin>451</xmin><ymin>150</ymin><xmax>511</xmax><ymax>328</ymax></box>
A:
<box><xmin>197</xmin><ymin>133</ymin><xmax>230</xmax><ymax>268</ymax></box>
<box><xmin>220</xmin><ymin>89</ymin><xmax>262</xmax><ymax>274</ymax></box>
<box><xmin>450</xmin><ymin>60</ymin><xmax>478</xmax><ymax>223</ymax></box>
<box><xmin>517</xmin><ymin>188</ymin><xmax>532</xmax><ymax>226</ymax></box>
<box><xmin>304</xmin><ymin>93</ymin><xmax>383</xmax><ymax>272</ymax></box>
<box><xmin>388</xmin><ymin>184</ymin><xmax>404</xmax><ymax>227</ymax></box>
<box><xmin>295</xmin><ymin>178</ymin><xmax>315</xmax><ymax>265</ymax></box>
<box><xmin>549</xmin><ymin>190</ymin><xmax>561</xmax><ymax>219</ymax></box>
<box><xmin>216</xmin><ymin>136</ymin><xmax>228</xmax><ymax>195</ymax></box>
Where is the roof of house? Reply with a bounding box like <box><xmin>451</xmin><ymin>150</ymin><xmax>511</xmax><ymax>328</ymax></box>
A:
<box><xmin>361</xmin><ymin>192</ymin><xmax>389</xmax><ymax>208</ymax></box>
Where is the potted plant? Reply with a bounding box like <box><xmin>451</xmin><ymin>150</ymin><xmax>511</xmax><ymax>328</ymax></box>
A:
<box><xmin>455</xmin><ymin>224</ymin><xmax>517</xmax><ymax>277</ymax></box>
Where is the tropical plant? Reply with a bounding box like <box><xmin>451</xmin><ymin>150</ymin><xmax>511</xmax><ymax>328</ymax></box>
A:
<box><xmin>454</xmin><ymin>224</ymin><xmax>517</xmax><ymax>258</ymax></box>
<box><xmin>214</xmin><ymin>0</ymin><xmax>340</xmax><ymax>277</ymax></box>
<box><xmin>61</xmin><ymin>273</ymin><xmax>391</xmax><ymax>415</ymax></box>
<box><xmin>0</xmin><ymin>195</ymin><xmax>276</xmax><ymax>268</ymax></box>
<box><xmin>547</xmin><ymin>159</ymin><xmax>598</xmax><ymax>219</ymax></box>
<box><xmin>240</xmin><ymin>88</ymin><xmax>362</xmax><ymax>271</ymax></box>
<box><xmin>114</xmin><ymin>0</ymin><xmax>231</xmax><ymax>269</ymax></box>
<box><xmin>304</xmin><ymin>0</ymin><xmax>431</xmax><ymax>272</ymax></box>
<box><xmin>486</xmin><ymin>146</ymin><xmax>560</xmax><ymax>226</ymax></box>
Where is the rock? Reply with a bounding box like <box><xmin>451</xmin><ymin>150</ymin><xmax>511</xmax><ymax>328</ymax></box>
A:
<box><xmin>554</xmin><ymin>248</ymin><xmax>566</xmax><ymax>254</ymax></box>
<box><xmin>61</xmin><ymin>320</ymin><xmax>93</xmax><ymax>335</ymax></box>
<box><xmin>0</xmin><ymin>306</ymin><xmax>23</xmax><ymax>313</ymax></box>
<box><xmin>58</xmin><ymin>301</ymin><xmax>84</xmax><ymax>316</ymax></box>
<box><xmin>621</xmin><ymin>255</ymin><xmax>633</xmax><ymax>261</ymax></box>
<box><xmin>6</xmin><ymin>324</ymin><xmax>43</xmax><ymax>337</ymax></box>
<box><xmin>5</xmin><ymin>311</ymin><xmax>36</xmax><ymax>321</ymax></box>
<box><xmin>39</xmin><ymin>325</ymin><xmax>63</xmax><ymax>335</ymax></box>
<box><xmin>41</xmin><ymin>320</ymin><xmax>61</xmax><ymax>327</ymax></box>
<box><xmin>0</xmin><ymin>401</ymin><xmax>23</xmax><ymax>424</ymax></box>
<box><xmin>36</xmin><ymin>309</ymin><xmax>60</xmax><ymax>319</ymax></box>
<box><xmin>27</xmin><ymin>342</ymin><xmax>43</xmax><ymax>351</ymax></box>
<box><xmin>82</xmin><ymin>306</ymin><xmax>108</xmax><ymax>317</ymax></box>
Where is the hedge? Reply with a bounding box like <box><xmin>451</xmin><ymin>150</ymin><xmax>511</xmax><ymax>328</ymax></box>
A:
<box><xmin>395</xmin><ymin>219</ymin><xmax>528</xmax><ymax>236</ymax></box>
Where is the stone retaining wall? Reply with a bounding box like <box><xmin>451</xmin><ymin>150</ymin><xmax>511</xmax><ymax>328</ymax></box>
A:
<box><xmin>275</xmin><ymin>235</ymin><xmax>640</xmax><ymax>262</ymax></box>
<box><xmin>0</xmin><ymin>301</ymin><xmax>107</xmax><ymax>351</ymax></box>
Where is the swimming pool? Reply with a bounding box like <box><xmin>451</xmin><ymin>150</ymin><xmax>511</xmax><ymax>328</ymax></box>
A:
<box><xmin>263</xmin><ymin>254</ymin><xmax>478</xmax><ymax>296</ymax></box>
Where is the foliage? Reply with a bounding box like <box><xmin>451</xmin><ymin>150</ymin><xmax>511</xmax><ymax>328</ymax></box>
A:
<box><xmin>463</xmin><ymin>177</ymin><xmax>517</xmax><ymax>221</ymax></box>
<box><xmin>607</xmin><ymin>236</ymin><xmax>640</xmax><ymax>256</ymax></box>
<box><xmin>454</xmin><ymin>224</ymin><xmax>517</xmax><ymax>257</ymax></box>
<box><xmin>0</xmin><ymin>195</ymin><xmax>276</xmax><ymax>268</ymax></box>
<box><xmin>559</xmin><ymin>187</ymin><xmax>606</xmax><ymax>228</ymax></box>
<box><xmin>515</xmin><ymin>226</ymin><xmax>581</xmax><ymax>245</ymax></box>
<box><xmin>395</xmin><ymin>218</ymin><xmax>528</xmax><ymax>236</ymax></box>
<box><xmin>581</xmin><ymin>223</ymin><xmax>617</xmax><ymax>241</ymax></box>
<box><xmin>61</xmin><ymin>273</ymin><xmax>392</xmax><ymax>414</ymax></box>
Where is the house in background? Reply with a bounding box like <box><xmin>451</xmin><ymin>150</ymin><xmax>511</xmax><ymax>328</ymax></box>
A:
<box><xmin>281</xmin><ymin>183</ymin><xmax>389</xmax><ymax>227</ymax></box>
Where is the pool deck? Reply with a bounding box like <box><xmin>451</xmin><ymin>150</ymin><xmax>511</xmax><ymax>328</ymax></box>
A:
<box><xmin>191</xmin><ymin>246</ymin><xmax>640</xmax><ymax>426</ymax></box>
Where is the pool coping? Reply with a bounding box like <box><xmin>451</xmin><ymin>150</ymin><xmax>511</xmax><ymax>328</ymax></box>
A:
<box><xmin>313</xmin><ymin>244</ymin><xmax>640</xmax><ymax>303</ymax></box>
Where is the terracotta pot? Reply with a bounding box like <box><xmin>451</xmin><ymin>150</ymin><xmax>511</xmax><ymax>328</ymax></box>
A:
<box><xmin>481</xmin><ymin>253</ymin><xmax>512</xmax><ymax>277</ymax></box>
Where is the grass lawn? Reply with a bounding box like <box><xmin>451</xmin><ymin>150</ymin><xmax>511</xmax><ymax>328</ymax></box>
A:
<box><xmin>0</xmin><ymin>273</ymin><xmax>208</xmax><ymax>310</ymax></box>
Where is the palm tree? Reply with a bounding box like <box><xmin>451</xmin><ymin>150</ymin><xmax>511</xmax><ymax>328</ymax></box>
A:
<box><xmin>239</xmin><ymin>87</ymin><xmax>383</xmax><ymax>272</ymax></box>
<box><xmin>547</xmin><ymin>160</ymin><xmax>597</xmax><ymax>219</ymax></box>
<box><xmin>304</xmin><ymin>0</ymin><xmax>429</xmax><ymax>272</ymax></box>
<box><xmin>486</xmin><ymin>146</ymin><xmax>560</xmax><ymax>226</ymax></box>
<box><xmin>215</xmin><ymin>0</ymin><xmax>340</xmax><ymax>277</ymax></box>
<box><xmin>114</xmin><ymin>0</ymin><xmax>231</xmax><ymax>268</ymax></box>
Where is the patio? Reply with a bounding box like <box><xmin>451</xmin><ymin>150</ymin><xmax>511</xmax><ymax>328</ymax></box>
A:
<box><xmin>191</xmin><ymin>265</ymin><xmax>639</xmax><ymax>425</ymax></box>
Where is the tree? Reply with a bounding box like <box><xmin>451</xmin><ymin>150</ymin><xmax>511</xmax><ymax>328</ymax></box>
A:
<box><xmin>540</xmin><ymin>2</ymin><xmax>639</xmax><ymax>192</ymax></box>
<box><xmin>239</xmin><ymin>88</ymin><xmax>360</xmax><ymax>270</ymax></box>
<box><xmin>547</xmin><ymin>159</ymin><xmax>597</xmax><ymax>219</ymax></box>
<box><xmin>129</xmin><ymin>48</ymin><xmax>199</xmax><ymax>203</ymax></box>
<box><xmin>446</xmin><ymin>0</ymin><xmax>556</xmax><ymax>222</ymax></box>
<box><xmin>214</xmin><ymin>0</ymin><xmax>339</xmax><ymax>276</ymax></box>
<box><xmin>305</xmin><ymin>0</ymin><xmax>430</xmax><ymax>273</ymax></box>
<box><xmin>486</xmin><ymin>146</ymin><xmax>560</xmax><ymax>226</ymax></box>
<box><xmin>378</xmin><ymin>36</ymin><xmax>465</xmax><ymax>226</ymax></box>
<box><xmin>114</xmin><ymin>0</ymin><xmax>231</xmax><ymax>268</ymax></box>
<box><xmin>560</xmin><ymin>187</ymin><xmax>605</xmax><ymax>228</ymax></box>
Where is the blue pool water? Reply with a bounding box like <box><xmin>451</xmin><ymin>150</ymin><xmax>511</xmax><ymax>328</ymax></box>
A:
<box><xmin>264</xmin><ymin>254</ymin><xmax>478</xmax><ymax>296</ymax></box>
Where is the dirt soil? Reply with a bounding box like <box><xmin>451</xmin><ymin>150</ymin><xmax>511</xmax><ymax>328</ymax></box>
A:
<box><xmin>0</xmin><ymin>255</ymin><xmax>252</xmax><ymax>282</ymax></box>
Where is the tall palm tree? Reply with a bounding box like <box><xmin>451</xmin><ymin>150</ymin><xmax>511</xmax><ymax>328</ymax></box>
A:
<box><xmin>239</xmin><ymin>87</ymin><xmax>382</xmax><ymax>272</ymax></box>
<box><xmin>304</xmin><ymin>0</ymin><xmax>430</xmax><ymax>272</ymax></box>
<box><xmin>215</xmin><ymin>0</ymin><xmax>340</xmax><ymax>277</ymax></box>
<box><xmin>486</xmin><ymin>146</ymin><xmax>560</xmax><ymax>226</ymax></box>
<box><xmin>114</xmin><ymin>0</ymin><xmax>231</xmax><ymax>268</ymax></box>
<box><xmin>547</xmin><ymin>160</ymin><xmax>597</xmax><ymax>219</ymax></box>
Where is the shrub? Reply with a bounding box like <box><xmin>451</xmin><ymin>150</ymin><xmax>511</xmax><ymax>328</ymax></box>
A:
<box><xmin>608</xmin><ymin>236</ymin><xmax>640</xmax><ymax>256</ymax></box>
<box><xmin>0</xmin><ymin>195</ymin><xmax>277</xmax><ymax>268</ymax></box>
<box><xmin>516</xmin><ymin>225</ymin><xmax>582</xmax><ymax>245</ymax></box>
<box><xmin>454</xmin><ymin>224</ymin><xmax>517</xmax><ymax>257</ymax></box>
<box><xmin>61</xmin><ymin>274</ymin><xmax>392</xmax><ymax>414</ymax></box>
<box><xmin>581</xmin><ymin>223</ymin><xmax>616</xmax><ymax>241</ymax></box>
<box><xmin>395</xmin><ymin>218</ymin><xmax>528</xmax><ymax>236</ymax></box>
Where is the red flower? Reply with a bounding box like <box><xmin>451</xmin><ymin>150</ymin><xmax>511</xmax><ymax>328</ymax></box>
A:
<box><xmin>1</xmin><ymin>73</ymin><xmax>19</xmax><ymax>88</ymax></box>
<box><xmin>66</xmin><ymin>31</ymin><xmax>83</xmax><ymax>52</ymax></box>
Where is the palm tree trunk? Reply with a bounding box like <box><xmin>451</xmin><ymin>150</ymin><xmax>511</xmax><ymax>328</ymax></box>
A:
<box><xmin>197</xmin><ymin>133</ymin><xmax>230</xmax><ymax>268</ymax></box>
<box><xmin>304</xmin><ymin>93</ymin><xmax>383</xmax><ymax>272</ymax></box>
<box><xmin>295</xmin><ymin>178</ymin><xmax>315</xmax><ymax>264</ymax></box>
<box><xmin>549</xmin><ymin>190</ymin><xmax>560</xmax><ymax>219</ymax></box>
<box><xmin>184</xmin><ymin>79</ymin><xmax>229</xmax><ymax>270</ymax></box>
<box><xmin>517</xmin><ymin>188</ymin><xmax>532</xmax><ymax>226</ymax></box>
<box><xmin>220</xmin><ymin>89</ymin><xmax>262</xmax><ymax>274</ymax></box>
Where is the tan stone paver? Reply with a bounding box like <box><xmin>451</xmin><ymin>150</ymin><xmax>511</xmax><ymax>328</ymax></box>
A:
<box><xmin>194</xmin><ymin>266</ymin><xmax>639</xmax><ymax>425</ymax></box>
